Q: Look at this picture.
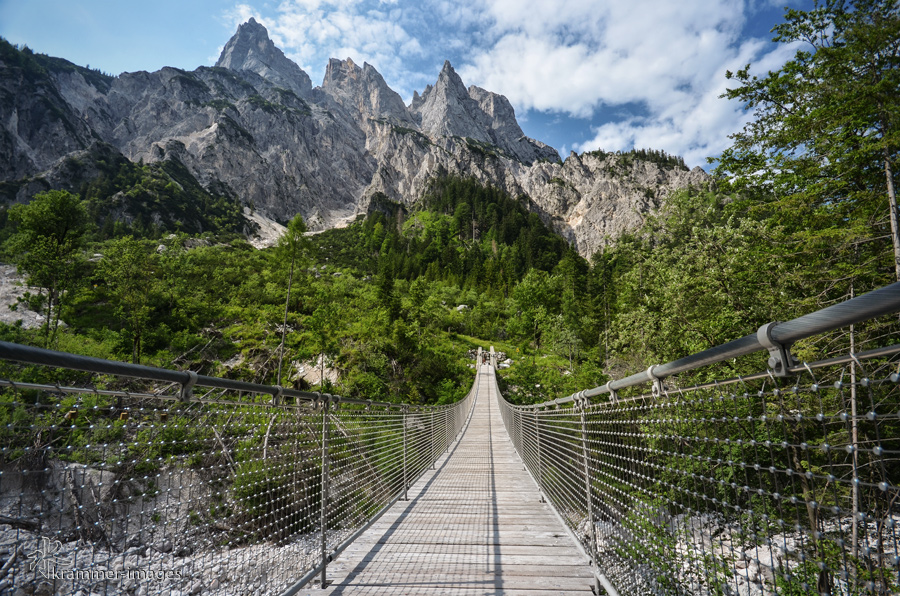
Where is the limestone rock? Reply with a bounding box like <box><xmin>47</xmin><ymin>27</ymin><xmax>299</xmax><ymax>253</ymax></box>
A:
<box><xmin>413</xmin><ymin>61</ymin><xmax>492</xmax><ymax>143</ymax></box>
<box><xmin>0</xmin><ymin>22</ymin><xmax>710</xmax><ymax>257</ymax></box>
<box><xmin>0</xmin><ymin>51</ymin><xmax>95</xmax><ymax>180</ymax></box>
<box><xmin>468</xmin><ymin>85</ymin><xmax>559</xmax><ymax>164</ymax></box>
<box><xmin>215</xmin><ymin>17</ymin><xmax>312</xmax><ymax>99</ymax></box>
<box><xmin>322</xmin><ymin>57</ymin><xmax>414</xmax><ymax>131</ymax></box>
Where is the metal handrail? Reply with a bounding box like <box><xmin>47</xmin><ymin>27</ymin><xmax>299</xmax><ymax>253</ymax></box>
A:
<box><xmin>497</xmin><ymin>282</ymin><xmax>900</xmax><ymax>595</ymax></box>
<box><xmin>540</xmin><ymin>280</ymin><xmax>900</xmax><ymax>406</ymax></box>
<box><xmin>0</xmin><ymin>341</ymin><xmax>404</xmax><ymax>408</ymax></box>
<box><xmin>0</xmin><ymin>341</ymin><xmax>477</xmax><ymax>595</ymax></box>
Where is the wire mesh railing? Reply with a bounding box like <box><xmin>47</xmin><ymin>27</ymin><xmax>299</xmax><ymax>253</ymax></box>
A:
<box><xmin>499</xmin><ymin>282</ymin><xmax>900</xmax><ymax>596</ymax></box>
<box><xmin>0</xmin><ymin>342</ymin><xmax>475</xmax><ymax>595</ymax></box>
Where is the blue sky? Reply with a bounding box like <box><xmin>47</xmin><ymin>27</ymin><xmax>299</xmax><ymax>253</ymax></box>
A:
<box><xmin>0</xmin><ymin>0</ymin><xmax>808</xmax><ymax>169</ymax></box>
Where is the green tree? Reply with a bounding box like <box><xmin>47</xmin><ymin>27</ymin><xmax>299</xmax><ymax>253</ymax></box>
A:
<box><xmin>6</xmin><ymin>190</ymin><xmax>88</xmax><ymax>346</ymax></box>
<box><xmin>98</xmin><ymin>237</ymin><xmax>157</xmax><ymax>363</ymax></box>
<box><xmin>715</xmin><ymin>0</ymin><xmax>900</xmax><ymax>285</ymax></box>
<box><xmin>307</xmin><ymin>291</ymin><xmax>339</xmax><ymax>391</ymax></box>
<box><xmin>276</xmin><ymin>215</ymin><xmax>310</xmax><ymax>384</ymax></box>
<box><xmin>510</xmin><ymin>269</ymin><xmax>556</xmax><ymax>359</ymax></box>
<box><xmin>543</xmin><ymin>314</ymin><xmax>581</xmax><ymax>372</ymax></box>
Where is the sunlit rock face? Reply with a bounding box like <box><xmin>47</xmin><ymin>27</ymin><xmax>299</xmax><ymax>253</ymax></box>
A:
<box><xmin>1</xmin><ymin>19</ymin><xmax>707</xmax><ymax>255</ymax></box>
<box><xmin>215</xmin><ymin>17</ymin><xmax>312</xmax><ymax>99</ymax></box>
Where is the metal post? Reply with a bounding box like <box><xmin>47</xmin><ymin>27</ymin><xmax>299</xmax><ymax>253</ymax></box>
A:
<box><xmin>535</xmin><ymin>408</ymin><xmax>544</xmax><ymax>503</ymax></box>
<box><xmin>431</xmin><ymin>410</ymin><xmax>435</xmax><ymax>469</ymax></box>
<box><xmin>319</xmin><ymin>394</ymin><xmax>331</xmax><ymax>588</ymax></box>
<box><xmin>850</xmin><ymin>317</ymin><xmax>859</xmax><ymax>562</ymax></box>
<box><xmin>402</xmin><ymin>406</ymin><xmax>408</xmax><ymax>501</ymax></box>
<box><xmin>577</xmin><ymin>397</ymin><xmax>602</xmax><ymax>595</ymax></box>
<box><xmin>517</xmin><ymin>411</ymin><xmax>524</xmax><ymax>458</ymax></box>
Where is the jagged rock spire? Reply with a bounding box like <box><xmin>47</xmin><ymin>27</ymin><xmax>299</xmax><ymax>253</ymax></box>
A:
<box><xmin>411</xmin><ymin>61</ymin><xmax>558</xmax><ymax>163</ymax></box>
<box><xmin>322</xmin><ymin>58</ymin><xmax>413</xmax><ymax>124</ymax></box>
<box><xmin>412</xmin><ymin>61</ymin><xmax>492</xmax><ymax>144</ymax></box>
<box><xmin>216</xmin><ymin>18</ymin><xmax>312</xmax><ymax>98</ymax></box>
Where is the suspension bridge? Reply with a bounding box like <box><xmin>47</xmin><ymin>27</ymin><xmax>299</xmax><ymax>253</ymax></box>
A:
<box><xmin>318</xmin><ymin>358</ymin><xmax>598</xmax><ymax>595</ymax></box>
<box><xmin>0</xmin><ymin>282</ymin><xmax>899</xmax><ymax>595</ymax></box>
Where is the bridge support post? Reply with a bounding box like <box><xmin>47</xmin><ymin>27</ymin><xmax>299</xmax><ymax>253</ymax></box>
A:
<box><xmin>534</xmin><ymin>408</ymin><xmax>544</xmax><ymax>503</ymax></box>
<box><xmin>431</xmin><ymin>410</ymin><xmax>436</xmax><ymax>469</ymax></box>
<box><xmin>402</xmin><ymin>405</ymin><xmax>408</xmax><ymax>501</ymax></box>
<box><xmin>319</xmin><ymin>394</ymin><xmax>331</xmax><ymax>588</ymax></box>
<box><xmin>577</xmin><ymin>395</ymin><xmax>602</xmax><ymax>596</ymax></box>
<box><xmin>757</xmin><ymin>321</ymin><xmax>797</xmax><ymax>377</ymax></box>
<box><xmin>517</xmin><ymin>409</ymin><xmax>524</xmax><ymax>464</ymax></box>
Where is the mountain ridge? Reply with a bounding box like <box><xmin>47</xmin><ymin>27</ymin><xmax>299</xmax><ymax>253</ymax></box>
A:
<box><xmin>0</xmin><ymin>21</ymin><xmax>708</xmax><ymax>256</ymax></box>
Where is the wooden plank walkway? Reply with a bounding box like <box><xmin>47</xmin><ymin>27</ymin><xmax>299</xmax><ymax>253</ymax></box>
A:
<box><xmin>314</xmin><ymin>363</ymin><xmax>596</xmax><ymax>595</ymax></box>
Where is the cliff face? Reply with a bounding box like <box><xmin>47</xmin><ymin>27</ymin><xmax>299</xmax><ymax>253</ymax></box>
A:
<box><xmin>0</xmin><ymin>20</ymin><xmax>708</xmax><ymax>256</ymax></box>
<box><xmin>215</xmin><ymin>18</ymin><xmax>312</xmax><ymax>99</ymax></box>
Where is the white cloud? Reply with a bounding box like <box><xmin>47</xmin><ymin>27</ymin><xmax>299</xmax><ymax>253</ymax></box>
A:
<box><xmin>571</xmin><ymin>36</ymin><xmax>801</xmax><ymax>167</ymax></box>
<box><xmin>223</xmin><ymin>0</ymin><xmax>427</xmax><ymax>93</ymax></box>
<box><xmin>458</xmin><ymin>0</ymin><xmax>750</xmax><ymax>114</ymax></box>
<box><xmin>222</xmin><ymin>3</ymin><xmax>258</xmax><ymax>30</ymax></box>
<box><xmin>447</xmin><ymin>0</ymin><xmax>804</xmax><ymax>163</ymax></box>
<box><xmin>222</xmin><ymin>0</ymin><xmax>803</xmax><ymax>164</ymax></box>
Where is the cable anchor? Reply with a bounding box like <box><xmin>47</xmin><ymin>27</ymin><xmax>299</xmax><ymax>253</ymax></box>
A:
<box><xmin>647</xmin><ymin>365</ymin><xmax>664</xmax><ymax>397</ymax></box>
<box><xmin>757</xmin><ymin>322</ymin><xmax>796</xmax><ymax>377</ymax></box>
<box><xmin>180</xmin><ymin>370</ymin><xmax>198</xmax><ymax>401</ymax></box>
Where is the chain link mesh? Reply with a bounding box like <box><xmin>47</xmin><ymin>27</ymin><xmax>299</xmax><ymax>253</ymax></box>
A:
<box><xmin>0</xmin><ymin>361</ymin><xmax>475</xmax><ymax>595</ymax></box>
<box><xmin>501</xmin><ymin>324</ymin><xmax>900</xmax><ymax>595</ymax></box>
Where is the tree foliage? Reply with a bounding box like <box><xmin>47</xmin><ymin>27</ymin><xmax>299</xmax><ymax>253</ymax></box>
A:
<box><xmin>715</xmin><ymin>0</ymin><xmax>900</xmax><ymax>286</ymax></box>
<box><xmin>6</xmin><ymin>190</ymin><xmax>88</xmax><ymax>346</ymax></box>
<box><xmin>97</xmin><ymin>236</ymin><xmax>157</xmax><ymax>363</ymax></box>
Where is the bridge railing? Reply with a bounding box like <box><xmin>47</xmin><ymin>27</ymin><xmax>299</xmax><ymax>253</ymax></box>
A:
<box><xmin>0</xmin><ymin>342</ymin><xmax>475</xmax><ymax>595</ymax></box>
<box><xmin>499</xmin><ymin>282</ymin><xmax>900</xmax><ymax>596</ymax></box>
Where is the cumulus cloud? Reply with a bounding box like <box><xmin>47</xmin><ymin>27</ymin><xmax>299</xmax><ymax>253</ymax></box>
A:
<box><xmin>570</xmin><ymin>34</ymin><xmax>799</xmax><ymax>166</ymax></box>
<box><xmin>224</xmin><ymin>0</ymin><xmax>427</xmax><ymax>93</ymax></box>
<box><xmin>452</xmin><ymin>0</ymin><xmax>802</xmax><ymax>162</ymax></box>
<box><xmin>224</xmin><ymin>0</ymin><xmax>803</xmax><ymax>164</ymax></box>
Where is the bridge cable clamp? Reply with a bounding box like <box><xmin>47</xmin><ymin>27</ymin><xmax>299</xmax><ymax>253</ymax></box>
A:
<box><xmin>180</xmin><ymin>370</ymin><xmax>198</xmax><ymax>401</ymax></box>
<box><xmin>272</xmin><ymin>385</ymin><xmax>284</xmax><ymax>405</ymax></box>
<box><xmin>603</xmin><ymin>381</ymin><xmax>618</xmax><ymax>403</ymax></box>
<box><xmin>647</xmin><ymin>365</ymin><xmax>664</xmax><ymax>398</ymax></box>
<box><xmin>573</xmin><ymin>392</ymin><xmax>587</xmax><ymax>411</ymax></box>
<box><xmin>757</xmin><ymin>322</ymin><xmax>796</xmax><ymax>377</ymax></box>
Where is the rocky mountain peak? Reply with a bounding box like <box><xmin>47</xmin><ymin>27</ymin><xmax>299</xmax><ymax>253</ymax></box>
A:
<box><xmin>215</xmin><ymin>18</ymin><xmax>312</xmax><ymax>98</ymax></box>
<box><xmin>408</xmin><ymin>62</ymin><xmax>558</xmax><ymax>164</ymax></box>
<box><xmin>0</xmin><ymin>26</ymin><xmax>707</xmax><ymax>259</ymax></box>
<box><xmin>466</xmin><ymin>85</ymin><xmax>559</xmax><ymax>164</ymax></box>
<box><xmin>468</xmin><ymin>85</ymin><xmax>524</xmax><ymax>138</ymax></box>
<box><xmin>322</xmin><ymin>57</ymin><xmax>412</xmax><ymax>125</ymax></box>
<box><xmin>435</xmin><ymin>61</ymin><xmax>470</xmax><ymax>102</ymax></box>
<box><xmin>410</xmin><ymin>85</ymin><xmax>432</xmax><ymax>112</ymax></box>
<box><xmin>412</xmin><ymin>61</ymin><xmax>491</xmax><ymax>144</ymax></box>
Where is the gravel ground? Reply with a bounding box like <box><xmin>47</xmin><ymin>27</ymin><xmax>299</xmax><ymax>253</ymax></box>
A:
<box><xmin>243</xmin><ymin>209</ymin><xmax>286</xmax><ymax>250</ymax></box>
<box><xmin>0</xmin><ymin>264</ymin><xmax>47</xmax><ymax>330</ymax></box>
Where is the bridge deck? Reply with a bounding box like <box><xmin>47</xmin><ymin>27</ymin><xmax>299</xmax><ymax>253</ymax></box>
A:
<box><xmin>316</xmin><ymin>364</ymin><xmax>595</xmax><ymax>595</ymax></box>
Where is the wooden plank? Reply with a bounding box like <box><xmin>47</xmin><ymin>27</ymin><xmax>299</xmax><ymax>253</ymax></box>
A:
<box><xmin>318</xmin><ymin>574</ymin><xmax>595</xmax><ymax>592</ymax></box>
<box><xmin>340</xmin><ymin>544</ymin><xmax>584</xmax><ymax>557</ymax></box>
<box><xmin>312</xmin><ymin>364</ymin><xmax>597</xmax><ymax>594</ymax></box>
<box><xmin>364</xmin><ymin>523</ymin><xmax>568</xmax><ymax>531</ymax></box>
<box><xmin>366</xmin><ymin>532</ymin><xmax>575</xmax><ymax>546</ymax></box>
<box><xmin>318</xmin><ymin>586</ymin><xmax>594</xmax><ymax>595</ymax></box>
<box><xmin>325</xmin><ymin>562</ymin><xmax>596</xmax><ymax>578</ymax></box>
<box><xmin>320</xmin><ymin>575</ymin><xmax>594</xmax><ymax>588</ymax></box>
<box><xmin>348</xmin><ymin>553</ymin><xmax>592</xmax><ymax>566</ymax></box>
